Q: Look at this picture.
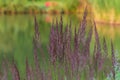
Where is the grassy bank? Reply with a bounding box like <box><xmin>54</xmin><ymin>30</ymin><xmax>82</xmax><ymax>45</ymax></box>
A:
<box><xmin>0</xmin><ymin>0</ymin><xmax>79</xmax><ymax>14</ymax></box>
<box><xmin>88</xmin><ymin>0</ymin><xmax>120</xmax><ymax>24</ymax></box>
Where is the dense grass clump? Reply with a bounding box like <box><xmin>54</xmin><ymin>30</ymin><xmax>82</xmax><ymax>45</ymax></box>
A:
<box><xmin>0</xmin><ymin>8</ymin><xmax>117</xmax><ymax>80</ymax></box>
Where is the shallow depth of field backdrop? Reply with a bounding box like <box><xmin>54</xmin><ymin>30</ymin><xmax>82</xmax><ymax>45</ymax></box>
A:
<box><xmin>0</xmin><ymin>0</ymin><xmax>120</xmax><ymax>80</ymax></box>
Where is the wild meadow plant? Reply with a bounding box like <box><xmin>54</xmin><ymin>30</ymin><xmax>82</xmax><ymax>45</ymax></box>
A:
<box><xmin>0</xmin><ymin>8</ymin><xmax>119</xmax><ymax>80</ymax></box>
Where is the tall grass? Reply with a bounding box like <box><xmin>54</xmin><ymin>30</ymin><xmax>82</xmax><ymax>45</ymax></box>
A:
<box><xmin>0</xmin><ymin>8</ymin><xmax>117</xmax><ymax>80</ymax></box>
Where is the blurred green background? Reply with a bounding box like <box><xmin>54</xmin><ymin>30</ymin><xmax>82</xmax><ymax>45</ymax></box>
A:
<box><xmin>0</xmin><ymin>0</ymin><xmax>120</xmax><ymax>23</ymax></box>
<box><xmin>0</xmin><ymin>0</ymin><xmax>120</xmax><ymax>79</ymax></box>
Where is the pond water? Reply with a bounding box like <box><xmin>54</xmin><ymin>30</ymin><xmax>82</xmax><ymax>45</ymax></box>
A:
<box><xmin>0</xmin><ymin>14</ymin><xmax>120</xmax><ymax>79</ymax></box>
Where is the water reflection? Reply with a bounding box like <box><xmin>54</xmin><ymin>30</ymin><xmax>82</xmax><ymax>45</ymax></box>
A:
<box><xmin>0</xmin><ymin>14</ymin><xmax>120</xmax><ymax>79</ymax></box>
<box><xmin>0</xmin><ymin>14</ymin><xmax>120</xmax><ymax>56</ymax></box>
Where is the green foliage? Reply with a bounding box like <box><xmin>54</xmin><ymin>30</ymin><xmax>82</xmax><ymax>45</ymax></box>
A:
<box><xmin>0</xmin><ymin>0</ymin><xmax>79</xmax><ymax>11</ymax></box>
<box><xmin>88</xmin><ymin>0</ymin><xmax>120</xmax><ymax>14</ymax></box>
<box><xmin>58</xmin><ymin>0</ymin><xmax>79</xmax><ymax>10</ymax></box>
<box><xmin>106</xmin><ymin>61</ymin><xmax>120</xmax><ymax>80</ymax></box>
